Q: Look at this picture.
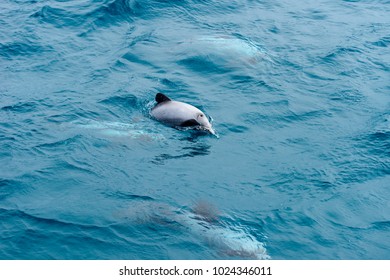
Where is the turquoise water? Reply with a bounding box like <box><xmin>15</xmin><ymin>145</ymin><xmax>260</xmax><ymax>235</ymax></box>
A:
<box><xmin>1</xmin><ymin>0</ymin><xmax>389</xmax><ymax>260</ymax></box>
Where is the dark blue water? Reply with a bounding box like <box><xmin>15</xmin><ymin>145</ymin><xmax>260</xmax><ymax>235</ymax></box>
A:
<box><xmin>1</xmin><ymin>0</ymin><xmax>389</xmax><ymax>260</ymax></box>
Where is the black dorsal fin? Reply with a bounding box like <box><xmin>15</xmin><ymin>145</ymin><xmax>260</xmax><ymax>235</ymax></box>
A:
<box><xmin>181</xmin><ymin>119</ymin><xmax>200</xmax><ymax>127</ymax></box>
<box><xmin>155</xmin><ymin>93</ymin><xmax>171</xmax><ymax>103</ymax></box>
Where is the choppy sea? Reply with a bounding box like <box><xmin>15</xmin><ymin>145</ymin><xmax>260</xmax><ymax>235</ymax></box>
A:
<box><xmin>1</xmin><ymin>0</ymin><xmax>389</xmax><ymax>260</ymax></box>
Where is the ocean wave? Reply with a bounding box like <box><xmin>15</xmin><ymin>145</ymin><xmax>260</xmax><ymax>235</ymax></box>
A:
<box><xmin>0</xmin><ymin>41</ymin><xmax>52</xmax><ymax>58</ymax></box>
<box><xmin>30</xmin><ymin>0</ymin><xmax>140</xmax><ymax>29</ymax></box>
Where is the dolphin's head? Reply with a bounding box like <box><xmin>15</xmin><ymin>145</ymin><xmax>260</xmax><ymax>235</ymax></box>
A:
<box><xmin>196</xmin><ymin>112</ymin><xmax>215</xmax><ymax>135</ymax></box>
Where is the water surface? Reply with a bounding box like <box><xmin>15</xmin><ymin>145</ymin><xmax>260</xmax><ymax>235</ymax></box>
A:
<box><xmin>1</xmin><ymin>0</ymin><xmax>389</xmax><ymax>259</ymax></box>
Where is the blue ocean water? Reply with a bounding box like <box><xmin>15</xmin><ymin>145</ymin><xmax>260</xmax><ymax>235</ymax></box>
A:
<box><xmin>1</xmin><ymin>0</ymin><xmax>389</xmax><ymax>260</ymax></box>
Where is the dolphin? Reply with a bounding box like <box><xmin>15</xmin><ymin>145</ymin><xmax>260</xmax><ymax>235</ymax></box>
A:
<box><xmin>151</xmin><ymin>93</ymin><xmax>215</xmax><ymax>135</ymax></box>
<box><xmin>120</xmin><ymin>199</ymin><xmax>269</xmax><ymax>259</ymax></box>
<box><xmin>71</xmin><ymin>120</ymin><xmax>165</xmax><ymax>141</ymax></box>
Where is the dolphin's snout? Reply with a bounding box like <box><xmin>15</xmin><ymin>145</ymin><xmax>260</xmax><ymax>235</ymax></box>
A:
<box><xmin>207</xmin><ymin>126</ymin><xmax>216</xmax><ymax>135</ymax></box>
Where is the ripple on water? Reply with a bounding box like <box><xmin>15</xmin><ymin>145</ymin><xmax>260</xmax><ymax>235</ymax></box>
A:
<box><xmin>0</xmin><ymin>206</ymin><xmax>150</xmax><ymax>259</ymax></box>
<box><xmin>0</xmin><ymin>41</ymin><xmax>53</xmax><ymax>59</ymax></box>
<box><xmin>371</xmin><ymin>35</ymin><xmax>390</xmax><ymax>48</ymax></box>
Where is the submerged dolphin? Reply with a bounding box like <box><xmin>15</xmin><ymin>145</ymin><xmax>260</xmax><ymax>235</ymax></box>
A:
<box><xmin>151</xmin><ymin>93</ymin><xmax>215</xmax><ymax>134</ymax></box>
<box><xmin>120</xmin><ymin>199</ymin><xmax>269</xmax><ymax>259</ymax></box>
<box><xmin>72</xmin><ymin>120</ymin><xmax>165</xmax><ymax>141</ymax></box>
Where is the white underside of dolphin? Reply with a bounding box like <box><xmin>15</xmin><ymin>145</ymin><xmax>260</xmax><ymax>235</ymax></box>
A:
<box><xmin>151</xmin><ymin>93</ymin><xmax>215</xmax><ymax>135</ymax></box>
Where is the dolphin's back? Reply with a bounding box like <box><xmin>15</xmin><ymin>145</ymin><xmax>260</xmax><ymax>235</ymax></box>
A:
<box><xmin>151</xmin><ymin>101</ymin><xmax>201</xmax><ymax>126</ymax></box>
